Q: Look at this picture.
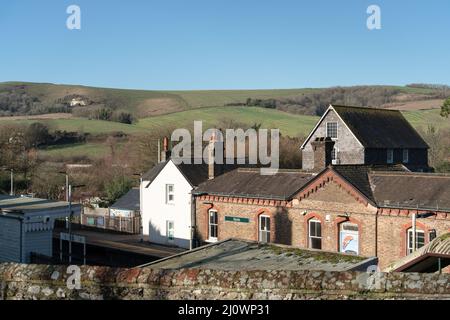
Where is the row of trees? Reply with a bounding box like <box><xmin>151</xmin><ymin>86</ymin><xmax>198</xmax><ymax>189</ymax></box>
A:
<box><xmin>240</xmin><ymin>86</ymin><xmax>450</xmax><ymax>116</ymax></box>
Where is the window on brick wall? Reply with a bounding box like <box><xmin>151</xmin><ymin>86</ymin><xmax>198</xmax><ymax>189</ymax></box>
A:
<box><xmin>259</xmin><ymin>215</ymin><xmax>271</xmax><ymax>243</ymax></box>
<box><xmin>407</xmin><ymin>228</ymin><xmax>425</xmax><ymax>254</ymax></box>
<box><xmin>208</xmin><ymin>210</ymin><xmax>218</xmax><ymax>241</ymax></box>
<box><xmin>308</xmin><ymin>219</ymin><xmax>322</xmax><ymax>249</ymax></box>
<box><xmin>326</xmin><ymin>122</ymin><xmax>338</xmax><ymax>139</ymax></box>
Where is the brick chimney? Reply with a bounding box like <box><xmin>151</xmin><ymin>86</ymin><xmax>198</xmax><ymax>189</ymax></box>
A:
<box><xmin>160</xmin><ymin>136</ymin><xmax>171</xmax><ymax>162</ymax></box>
<box><xmin>311</xmin><ymin>137</ymin><xmax>335</xmax><ymax>171</ymax></box>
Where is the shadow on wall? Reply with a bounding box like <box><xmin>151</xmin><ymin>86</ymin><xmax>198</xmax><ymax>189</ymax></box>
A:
<box><xmin>274</xmin><ymin>207</ymin><xmax>292</xmax><ymax>245</ymax></box>
<box><xmin>148</xmin><ymin>221</ymin><xmax>190</xmax><ymax>249</ymax></box>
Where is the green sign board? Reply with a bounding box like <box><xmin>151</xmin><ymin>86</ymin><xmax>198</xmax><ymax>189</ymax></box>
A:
<box><xmin>225</xmin><ymin>216</ymin><xmax>250</xmax><ymax>223</ymax></box>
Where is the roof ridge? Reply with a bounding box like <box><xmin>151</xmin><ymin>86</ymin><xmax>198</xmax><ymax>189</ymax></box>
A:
<box><xmin>370</xmin><ymin>171</ymin><xmax>450</xmax><ymax>178</ymax></box>
<box><xmin>331</xmin><ymin>104</ymin><xmax>400</xmax><ymax>112</ymax></box>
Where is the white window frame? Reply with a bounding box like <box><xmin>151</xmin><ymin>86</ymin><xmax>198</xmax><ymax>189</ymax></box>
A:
<box><xmin>331</xmin><ymin>147</ymin><xmax>339</xmax><ymax>165</ymax></box>
<box><xmin>387</xmin><ymin>149</ymin><xmax>394</xmax><ymax>164</ymax></box>
<box><xmin>403</xmin><ymin>149</ymin><xmax>409</xmax><ymax>164</ymax></box>
<box><xmin>208</xmin><ymin>210</ymin><xmax>218</xmax><ymax>242</ymax></box>
<box><xmin>165</xmin><ymin>184</ymin><xmax>175</xmax><ymax>204</ymax></box>
<box><xmin>407</xmin><ymin>228</ymin><xmax>425</xmax><ymax>254</ymax></box>
<box><xmin>259</xmin><ymin>215</ymin><xmax>271</xmax><ymax>243</ymax></box>
<box><xmin>166</xmin><ymin>220</ymin><xmax>175</xmax><ymax>242</ymax></box>
<box><xmin>308</xmin><ymin>219</ymin><xmax>322</xmax><ymax>250</ymax></box>
<box><xmin>326</xmin><ymin>122</ymin><xmax>338</xmax><ymax>140</ymax></box>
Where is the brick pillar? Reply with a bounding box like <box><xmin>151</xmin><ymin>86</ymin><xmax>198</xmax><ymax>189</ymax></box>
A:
<box><xmin>311</xmin><ymin>137</ymin><xmax>335</xmax><ymax>171</ymax></box>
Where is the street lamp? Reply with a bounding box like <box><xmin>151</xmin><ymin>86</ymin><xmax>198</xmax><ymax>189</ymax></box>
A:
<box><xmin>133</xmin><ymin>173</ymin><xmax>143</xmax><ymax>241</ymax></box>
<box><xmin>58</xmin><ymin>171</ymin><xmax>69</xmax><ymax>202</ymax></box>
<box><xmin>67</xmin><ymin>183</ymin><xmax>86</xmax><ymax>264</ymax></box>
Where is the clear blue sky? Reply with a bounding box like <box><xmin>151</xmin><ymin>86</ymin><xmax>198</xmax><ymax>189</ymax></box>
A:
<box><xmin>1</xmin><ymin>0</ymin><xmax>449</xmax><ymax>90</ymax></box>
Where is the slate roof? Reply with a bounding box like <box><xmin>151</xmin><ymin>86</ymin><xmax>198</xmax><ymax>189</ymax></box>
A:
<box><xmin>141</xmin><ymin>239</ymin><xmax>377</xmax><ymax>272</ymax></box>
<box><xmin>332</xmin><ymin>105</ymin><xmax>429</xmax><ymax>149</ymax></box>
<box><xmin>142</xmin><ymin>159</ymin><xmax>242</xmax><ymax>188</ymax></box>
<box><xmin>110</xmin><ymin>188</ymin><xmax>140</xmax><ymax>211</ymax></box>
<box><xmin>194</xmin><ymin>168</ymin><xmax>315</xmax><ymax>200</ymax></box>
<box><xmin>369</xmin><ymin>172</ymin><xmax>450</xmax><ymax>211</ymax></box>
<box><xmin>332</xmin><ymin>164</ymin><xmax>410</xmax><ymax>204</ymax></box>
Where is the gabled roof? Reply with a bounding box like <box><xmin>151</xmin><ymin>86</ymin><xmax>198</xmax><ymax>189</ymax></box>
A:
<box><xmin>110</xmin><ymin>188</ymin><xmax>140</xmax><ymax>211</ymax></box>
<box><xmin>369</xmin><ymin>171</ymin><xmax>450</xmax><ymax>212</ymax></box>
<box><xmin>301</xmin><ymin>105</ymin><xmax>429</xmax><ymax>149</ymax></box>
<box><xmin>194</xmin><ymin>168</ymin><xmax>315</xmax><ymax>200</ymax></box>
<box><xmin>298</xmin><ymin>165</ymin><xmax>450</xmax><ymax>213</ymax></box>
<box><xmin>332</xmin><ymin>164</ymin><xmax>410</xmax><ymax>204</ymax></box>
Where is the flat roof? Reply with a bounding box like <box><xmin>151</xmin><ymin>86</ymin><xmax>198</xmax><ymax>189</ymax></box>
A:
<box><xmin>0</xmin><ymin>194</ymin><xmax>80</xmax><ymax>213</ymax></box>
<box><xmin>141</xmin><ymin>239</ymin><xmax>377</xmax><ymax>272</ymax></box>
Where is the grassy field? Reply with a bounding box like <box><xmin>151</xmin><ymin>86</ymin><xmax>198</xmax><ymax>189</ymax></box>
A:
<box><xmin>0</xmin><ymin>117</ymin><xmax>143</xmax><ymax>134</ymax></box>
<box><xmin>38</xmin><ymin>143</ymin><xmax>112</xmax><ymax>159</ymax></box>
<box><xmin>402</xmin><ymin>109</ymin><xmax>450</xmax><ymax>131</ymax></box>
<box><xmin>135</xmin><ymin>106</ymin><xmax>319</xmax><ymax>137</ymax></box>
<box><xmin>1</xmin><ymin>103</ymin><xmax>448</xmax><ymax>160</ymax></box>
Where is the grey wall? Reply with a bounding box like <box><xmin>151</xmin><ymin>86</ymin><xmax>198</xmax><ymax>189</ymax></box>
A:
<box><xmin>23</xmin><ymin>231</ymin><xmax>53</xmax><ymax>263</ymax></box>
<box><xmin>0</xmin><ymin>217</ymin><xmax>21</xmax><ymax>263</ymax></box>
<box><xmin>302</xmin><ymin>110</ymin><xmax>364</xmax><ymax>170</ymax></box>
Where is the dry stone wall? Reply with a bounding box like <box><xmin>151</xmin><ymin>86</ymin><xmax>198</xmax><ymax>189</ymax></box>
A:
<box><xmin>0</xmin><ymin>263</ymin><xmax>449</xmax><ymax>300</ymax></box>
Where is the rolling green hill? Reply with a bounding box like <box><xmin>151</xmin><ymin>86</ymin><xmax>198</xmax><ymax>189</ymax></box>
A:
<box><xmin>1</xmin><ymin>107</ymin><xmax>447</xmax><ymax>160</ymax></box>
<box><xmin>1</xmin><ymin>81</ymin><xmax>445</xmax><ymax>119</ymax></box>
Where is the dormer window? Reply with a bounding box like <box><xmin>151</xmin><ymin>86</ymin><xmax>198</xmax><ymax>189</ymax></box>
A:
<box><xmin>387</xmin><ymin>149</ymin><xmax>394</xmax><ymax>164</ymax></box>
<box><xmin>326</xmin><ymin>122</ymin><xmax>338</xmax><ymax>139</ymax></box>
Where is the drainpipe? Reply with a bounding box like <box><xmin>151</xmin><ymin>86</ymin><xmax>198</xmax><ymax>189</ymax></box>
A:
<box><xmin>190</xmin><ymin>192</ymin><xmax>196</xmax><ymax>250</ymax></box>
<box><xmin>412</xmin><ymin>212</ymin><xmax>417</xmax><ymax>253</ymax></box>
<box><xmin>375</xmin><ymin>209</ymin><xmax>378</xmax><ymax>258</ymax></box>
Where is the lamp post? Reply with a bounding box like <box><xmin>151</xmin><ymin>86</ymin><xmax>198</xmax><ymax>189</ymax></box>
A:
<box><xmin>133</xmin><ymin>173</ymin><xmax>143</xmax><ymax>239</ymax></box>
<box><xmin>9</xmin><ymin>169</ymin><xmax>13</xmax><ymax>196</ymax></box>
<box><xmin>67</xmin><ymin>183</ymin><xmax>85</xmax><ymax>264</ymax></box>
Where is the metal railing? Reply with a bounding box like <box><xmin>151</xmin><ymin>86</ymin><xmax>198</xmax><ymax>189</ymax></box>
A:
<box><xmin>80</xmin><ymin>214</ymin><xmax>141</xmax><ymax>234</ymax></box>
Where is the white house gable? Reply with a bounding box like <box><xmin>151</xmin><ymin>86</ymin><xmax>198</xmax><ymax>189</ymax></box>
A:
<box><xmin>141</xmin><ymin>160</ymin><xmax>193</xmax><ymax>249</ymax></box>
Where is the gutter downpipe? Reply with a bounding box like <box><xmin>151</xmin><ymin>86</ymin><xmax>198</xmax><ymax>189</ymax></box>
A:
<box><xmin>375</xmin><ymin>209</ymin><xmax>378</xmax><ymax>258</ymax></box>
<box><xmin>189</xmin><ymin>192</ymin><xmax>197</xmax><ymax>251</ymax></box>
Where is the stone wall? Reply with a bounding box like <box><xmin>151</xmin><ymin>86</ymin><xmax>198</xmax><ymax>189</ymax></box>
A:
<box><xmin>1</xmin><ymin>263</ymin><xmax>449</xmax><ymax>300</ymax></box>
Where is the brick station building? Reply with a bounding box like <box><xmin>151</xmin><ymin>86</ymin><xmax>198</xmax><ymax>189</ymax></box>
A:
<box><xmin>193</xmin><ymin>165</ymin><xmax>450</xmax><ymax>269</ymax></box>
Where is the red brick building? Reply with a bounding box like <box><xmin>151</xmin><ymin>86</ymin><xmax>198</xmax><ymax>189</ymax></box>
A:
<box><xmin>193</xmin><ymin>166</ymin><xmax>450</xmax><ymax>269</ymax></box>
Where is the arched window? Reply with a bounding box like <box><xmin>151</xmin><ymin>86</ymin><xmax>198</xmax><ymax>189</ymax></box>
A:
<box><xmin>339</xmin><ymin>222</ymin><xmax>359</xmax><ymax>255</ymax></box>
<box><xmin>407</xmin><ymin>228</ymin><xmax>425</xmax><ymax>254</ymax></box>
<box><xmin>308</xmin><ymin>219</ymin><xmax>322</xmax><ymax>249</ymax></box>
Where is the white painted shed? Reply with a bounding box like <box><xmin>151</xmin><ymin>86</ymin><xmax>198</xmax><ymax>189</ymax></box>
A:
<box><xmin>0</xmin><ymin>195</ymin><xmax>81</xmax><ymax>263</ymax></box>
